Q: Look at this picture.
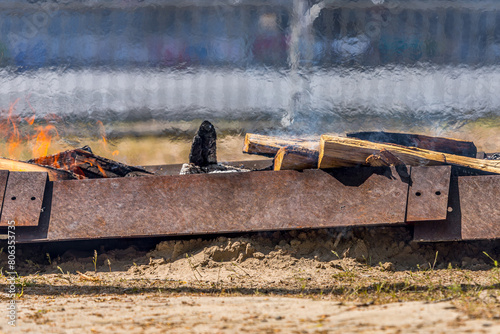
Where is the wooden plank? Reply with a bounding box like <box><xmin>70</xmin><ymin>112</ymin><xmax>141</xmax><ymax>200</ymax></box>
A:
<box><xmin>243</xmin><ymin>133</ymin><xmax>318</xmax><ymax>157</ymax></box>
<box><xmin>318</xmin><ymin>135</ymin><xmax>500</xmax><ymax>174</ymax></box>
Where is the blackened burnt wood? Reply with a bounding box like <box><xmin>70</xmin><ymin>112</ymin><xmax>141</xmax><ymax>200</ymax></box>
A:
<box><xmin>189</xmin><ymin>120</ymin><xmax>217</xmax><ymax>167</ymax></box>
<box><xmin>29</xmin><ymin>148</ymin><xmax>153</xmax><ymax>179</ymax></box>
<box><xmin>347</xmin><ymin>131</ymin><xmax>477</xmax><ymax>158</ymax></box>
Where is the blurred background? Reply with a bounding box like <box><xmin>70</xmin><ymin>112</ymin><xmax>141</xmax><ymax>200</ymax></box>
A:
<box><xmin>0</xmin><ymin>0</ymin><xmax>499</xmax><ymax>165</ymax></box>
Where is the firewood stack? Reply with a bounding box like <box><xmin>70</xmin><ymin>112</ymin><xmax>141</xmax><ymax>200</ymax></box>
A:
<box><xmin>243</xmin><ymin>132</ymin><xmax>500</xmax><ymax>175</ymax></box>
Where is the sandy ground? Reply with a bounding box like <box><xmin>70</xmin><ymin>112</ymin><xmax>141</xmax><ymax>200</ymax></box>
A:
<box><xmin>2</xmin><ymin>227</ymin><xmax>500</xmax><ymax>333</ymax></box>
<box><xmin>5</xmin><ymin>296</ymin><xmax>500</xmax><ymax>334</ymax></box>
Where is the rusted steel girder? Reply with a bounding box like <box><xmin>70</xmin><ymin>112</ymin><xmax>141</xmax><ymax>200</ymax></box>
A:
<box><xmin>4</xmin><ymin>164</ymin><xmax>490</xmax><ymax>244</ymax></box>
<box><xmin>8</xmin><ymin>165</ymin><xmax>437</xmax><ymax>243</ymax></box>
<box><xmin>413</xmin><ymin>174</ymin><xmax>500</xmax><ymax>241</ymax></box>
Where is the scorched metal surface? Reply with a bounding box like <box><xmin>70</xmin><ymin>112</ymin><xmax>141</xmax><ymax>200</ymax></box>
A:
<box><xmin>16</xmin><ymin>166</ymin><xmax>411</xmax><ymax>242</ymax></box>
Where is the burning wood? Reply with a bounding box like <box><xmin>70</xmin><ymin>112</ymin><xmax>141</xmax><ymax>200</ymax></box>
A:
<box><xmin>0</xmin><ymin>157</ymin><xmax>81</xmax><ymax>181</ymax></box>
<box><xmin>28</xmin><ymin>146</ymin><xmax>153</xmax><ymax>179</ymax></box>
<box><xmin>318</xmin><ymin>135</ymin><xmax>500</xmax><ymax>174</ymax></box>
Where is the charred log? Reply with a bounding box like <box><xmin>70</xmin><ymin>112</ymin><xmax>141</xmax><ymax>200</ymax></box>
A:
<box><xmin>29</xmin><ymin>148</ymin><xmax>153</xmax><ymax>179</ymax></box>
<box><xmin>189</xmin><ymin>121</ymin><xmax>217</xmax><ymax>167</ymax></box>
<box><xmin>347</xmin><ymin>131</ymin><xmax>477</xmax><ymax>158</ymax></box>
<box><xmin>488</xmin><ymin>153</ymin><xmax>500</xmax><ymax>160</ymax></box>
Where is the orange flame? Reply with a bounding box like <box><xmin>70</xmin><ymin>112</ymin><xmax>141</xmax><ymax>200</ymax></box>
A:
<box><xmin>97</xmin><ymin>164</ymin><xmax>107</xmax><ymax>177</ymax></box>
<box><xmin>6</xmin><ymin>99</ymin><xmax>21</xmax><ymax>158</ymax></box>
<box><xmin>0</xmin><ymin>99</ymin><xmax>60</xmax><ymax>160</ymax></box>
<box><xmin>52</xmin><ymin>152</ymin><xmax>61</xmax><ymax>169</ymax></box>
<box><xmin>32</xmin><ymin>125</ymin><xmax>59</xmax><ymax>158</ymax></box>
<box><xmin>1</xmin><ymin>101</ymin><xmax>118</xmax><ymax>167</ymax></box>
<box><xmin>96</xmin><ymin>120</ymin><xmax>119</xmax><ymax>157</ymax></box>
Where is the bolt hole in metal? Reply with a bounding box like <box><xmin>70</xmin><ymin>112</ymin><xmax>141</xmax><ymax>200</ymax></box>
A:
<box><xmin>415</xmin><ymin>192</ymin><xmax>422</xmax><ymax>197</ymax></box>
<box><xmin>31</xmin><ymin>197</ymin><xmax>36</xmax><ymax>201</ymax></box>
<box><xmin>11</xmin><ymin>196</ymin><xmax>16</xmax><ymax>200</ymax></box>
<box><xmin>435</xmin><ymin>191</ymin><xmax>441</xmax><ymax>196</ymax></box>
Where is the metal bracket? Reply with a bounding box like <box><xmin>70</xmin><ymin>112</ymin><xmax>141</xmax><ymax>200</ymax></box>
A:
<box><xmin>406</xmin><ymin>166</ymin><xmax>451</xmax><ymax>222</ymax></box>
<box><xmin>414</xmin><ymin>174</ymin><xmax>500</xmax><ymax>242</ymax></box>
<box><xmin>0</xmin><ymin>172</ymin><xmax>47</xmax><ymax>227</ymax></box>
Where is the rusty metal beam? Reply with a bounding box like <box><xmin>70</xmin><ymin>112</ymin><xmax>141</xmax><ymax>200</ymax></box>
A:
<box><xmin>414</xmin><ymin>174</ymin><xmax>500</xmax><ymax>241</ymax></box>
<box><xmin>16</xmin><ymin>166</ymin><xmax>414</xmax><ymax>243</ymax></box>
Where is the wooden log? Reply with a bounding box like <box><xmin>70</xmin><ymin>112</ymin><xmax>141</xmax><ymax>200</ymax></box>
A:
<box><xmin>273</xmin><ymin>146</ymin><xmax>319</xmax><ymax>171</ymax></box>
<box><xmin>318</xmin><ymin>135</ymin><xmax>500</xmax><ymax>174</ymax></box>
<box><xmin>347</xmin><ymin>131</ymin><xmax>477</xmax><ymax>158</ymax></box>
<box><xmin>0</xmin><ymin>157</ymin><xmax>80</xmax><ymax>181</ymax></box>
<box><xmin>243</xmin><ymin>133</ymin><xmax>318</xmax><ymax>157</ymax></box>
<box><xmin>29</xmin><ymin>147</ymin><xmax>153</xmax><ymax>179</ymax></box>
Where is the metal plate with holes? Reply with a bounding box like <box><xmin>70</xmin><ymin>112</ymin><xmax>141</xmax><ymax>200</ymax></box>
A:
<box><xmin>17</xmin><ymin>166</ymin><xmax>410</xmax><ymax>242</ymax></box>
<box><xmin>413</xmin><ymin>175</ymin><xmax>500</xmax><ymax>241</ymax></box>
<box><xmin>406</xmin><ymin>166</ymin><xmax>451</xmax><ymax>222</ymax></box>
<box><xmin>0</xmin><ymin>172</ymin><xmax>47</xmax><ymax>227</ymax></box>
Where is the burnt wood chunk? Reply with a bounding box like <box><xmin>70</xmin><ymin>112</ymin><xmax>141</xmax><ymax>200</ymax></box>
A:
<box><xmin>189</xmin><ymin>120</ymin><xmax>217</xmax><ymax>167</ymax></box>
<box><xmin>347</xmin><ymin>131</ymin><xmax>477</xmax><ymax>158</ymax></box>
<box><xmin>29</xmin><ymin>148</ymin><xmax>153</xmax><ymax>179</ymax></box>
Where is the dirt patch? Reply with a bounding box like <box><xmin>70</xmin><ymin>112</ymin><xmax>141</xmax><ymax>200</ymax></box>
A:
<box><xmin>3</xmin><ymin>226</ymin><xmax>500</xmax><ymax>333</ymax></box>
